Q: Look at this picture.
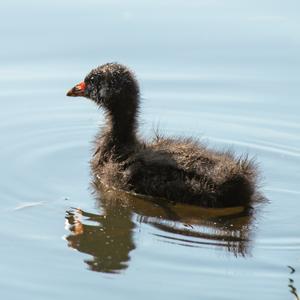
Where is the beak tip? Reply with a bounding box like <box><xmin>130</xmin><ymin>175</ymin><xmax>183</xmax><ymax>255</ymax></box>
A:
<box><xmin>66</xmin><ymin>88</ymin><xmax>78</xmax><ymax>97</ymax></box>
<box><xmin>66</xmin><ymin>81</ymin><xmax>86</xmax><ymax>97</ymax></box>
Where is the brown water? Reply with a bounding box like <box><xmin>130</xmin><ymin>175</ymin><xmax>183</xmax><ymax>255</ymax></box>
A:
<box><xmin>1</xmin><ymin>1</ymin><xmax>300</xmax><ymax>299</ymax></box>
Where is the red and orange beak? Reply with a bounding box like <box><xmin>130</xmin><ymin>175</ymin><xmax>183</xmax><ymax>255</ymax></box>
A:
<box><xmin>66</xmin><ymin>82</ymin><xmax>86</xmax><ymax>97</ymax></box>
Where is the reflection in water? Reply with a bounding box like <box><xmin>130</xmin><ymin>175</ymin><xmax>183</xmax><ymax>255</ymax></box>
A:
<box><xmin>65</xmin><ymin>182</ymin><xmax>264</xmax><ymax>274</ymax></box>
<box><xmin>288</xmin><ymin>266</ymin><xmax>299</xmax><ymax>300</ymax></box>
<box><xmin>65</xmin><ymin>203</ymin><xmax>135</xmax><ymax>273</ymax></box>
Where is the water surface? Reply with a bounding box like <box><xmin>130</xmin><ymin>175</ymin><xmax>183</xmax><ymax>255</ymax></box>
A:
<box><xmin>1</xmin><ymin>0</ymin><xmax>300</xmax><ymax>299</ymax></box>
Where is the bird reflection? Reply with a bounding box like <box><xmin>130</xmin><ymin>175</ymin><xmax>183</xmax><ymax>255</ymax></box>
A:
<box><xmin>65</xmin><ymin>200</ymin><xmax>135</xmax><ymax>273</ymax></box>
<box><xmin>65</xmin><ymin>181</ymin><xmax>264</xmax><ymax>274</ymax></box>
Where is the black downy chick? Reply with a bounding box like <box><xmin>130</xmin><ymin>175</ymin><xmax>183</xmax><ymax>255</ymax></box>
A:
<box><xmin>67</xmin><ymin>63</ymin><xmax>258</xmax><ymax>208</ymax></box>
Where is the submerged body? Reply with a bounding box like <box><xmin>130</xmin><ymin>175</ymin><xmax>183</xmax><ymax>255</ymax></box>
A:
<box><xmin>67</xmin><ymin>63</ymin><xmax>258</xmax><ymax>208</ymax></box>
<box><xmin>91</xmin><ymin>135</ymin><xmax>256</xmax><ymax>208</ymax></box>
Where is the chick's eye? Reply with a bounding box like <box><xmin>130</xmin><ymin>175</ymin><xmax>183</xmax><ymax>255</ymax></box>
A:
<box><xmin>89</xmin><ymin>76</ymin><xmax>95</xmax><ymax>83</ymax></box>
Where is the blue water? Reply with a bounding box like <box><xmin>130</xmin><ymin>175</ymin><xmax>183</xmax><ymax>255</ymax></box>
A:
<box><xmin>1</xmin><ymin>1</ymin><xmax>299</xmax><ymax>299</ymax></box>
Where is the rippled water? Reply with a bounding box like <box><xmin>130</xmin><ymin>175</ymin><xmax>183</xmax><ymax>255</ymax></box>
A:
<box><xmin>1</xmin><ymin>0</ymin><xmax>300</xmax><ymax>299</ymax></box>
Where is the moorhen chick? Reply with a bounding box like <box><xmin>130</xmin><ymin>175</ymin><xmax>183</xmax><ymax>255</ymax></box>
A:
<box><xmin>67</xmin><ymin>63</ymin><xmax>258</xmax><ymax>208</ymax></box>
